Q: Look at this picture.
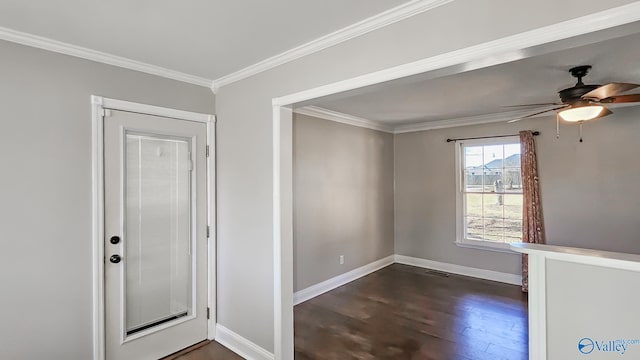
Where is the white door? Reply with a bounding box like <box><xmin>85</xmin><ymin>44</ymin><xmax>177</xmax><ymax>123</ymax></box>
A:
<box><xmin>104</xmin><ymin>109</ymin><xmax>208</xmax><ymax>360</ymax></box>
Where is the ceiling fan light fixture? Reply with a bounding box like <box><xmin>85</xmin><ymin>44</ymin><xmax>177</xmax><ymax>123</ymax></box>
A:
<box><xmin>558</xmin><ymin>104</ymin><xmax>606</xmax><ymax>122</ymax></box>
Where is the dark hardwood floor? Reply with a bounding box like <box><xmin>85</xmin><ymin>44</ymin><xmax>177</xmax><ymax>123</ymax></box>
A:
<box><xmin>295</xmin><ymin>264</ymin><xmax>527</xmax><ymax>360</ymax></box>
<box><xmin>177</xmin><ymin>263</ymin><xmax>528</xmax><ymax>360</ymax></box>
<box><xmin>171</xmin><ymin>340</ymin><xmax>242</xmax><ymax>360</ymax></box>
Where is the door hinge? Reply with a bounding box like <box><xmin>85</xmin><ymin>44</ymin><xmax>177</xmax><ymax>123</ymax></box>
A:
<box><xmin>101</xmin><ymin>109</ymin><xmax>112</xmax><ymax>117</ymax></box>
<box><xmin>206</xmin><ymin>226</ymin><xmax>210</xmax><ymax>238</ymax></box>
<box><xmin>207</xmin><ymin>307</ymin><xmax>210</xmax><ymax>319</ymax></box>
<box><xmin>206</xmin><ymin>145</ymin><xmax>210</xmax><ymax>158</ymax></box>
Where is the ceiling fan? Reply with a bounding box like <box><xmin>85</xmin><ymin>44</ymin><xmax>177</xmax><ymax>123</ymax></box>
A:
<box><xmin>507</xmin><ymin>65</ymin><xmax>640</xmax><ymax>141</ymax></box>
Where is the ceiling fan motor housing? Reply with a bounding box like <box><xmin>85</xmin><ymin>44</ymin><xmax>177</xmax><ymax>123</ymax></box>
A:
<box><xmin>558</xmin><ymin>84</ymin><xmax>600</xmax><ymax>104</ymax></box>
<box><xmin>558</xmin><ymin>65</ymin><xmax>600</xmax><ymax>104</ymax></box>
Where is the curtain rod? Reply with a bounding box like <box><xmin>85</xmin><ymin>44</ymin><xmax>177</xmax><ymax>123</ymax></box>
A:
<box><xmin>446</xmin><ymin>131</ymin><xmax>539</xmax><ymax>143</ymax></box>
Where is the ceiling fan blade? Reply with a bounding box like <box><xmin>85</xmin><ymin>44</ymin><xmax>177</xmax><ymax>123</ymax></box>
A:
<box><xmin>583</xmin><ymin>83</ymin><xmax>640</xmax><ymax>100</ymax></box>
<box><xmin>600</xmin><ymin>94</ymin><xmax>640</xmax><ymax>104</ymax></box>
<box><xmin>502</xmin><ymin>103</ymin><xmax>563</xmax><ymax>108</ymax></box>
<box><xmin>507</xmin><ymin>105</ymin><xmax>569</xmax><ymax>123</ymax></box>
<box><xmin>599</xmin><ymin>108</ymin><xmax>613</xmax><ymax>119</ymax></box>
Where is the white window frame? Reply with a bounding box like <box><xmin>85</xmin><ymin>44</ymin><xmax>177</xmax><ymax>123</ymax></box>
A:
<box><xmin>455</xmin><ymin>136</ymin><xmax>521</xmax><ymax>253</ymax></box>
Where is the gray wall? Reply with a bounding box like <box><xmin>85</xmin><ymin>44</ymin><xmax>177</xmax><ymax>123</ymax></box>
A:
<box><xmin>293</xmin><ymin>114</ymin><xmax>394</xmax><ymax>292</ymax></box>
<box><xmin>6</xmin><ymin>0</ymin><xmax>639</xmax><ymax>356</ymax></box>
<box><xmin>395</xmin><ymin>106</ymin><xmax>640</xmax><ymax>275</ymax></box>
<box><xmin>215</xmin><ymin>0</ymin><xmax>636</xmax><ymax>352</ymax></box>
<box><xmin>0</xmin><ymin>40</ymin><xmax>214</xmax><ymax>359</ymax></box>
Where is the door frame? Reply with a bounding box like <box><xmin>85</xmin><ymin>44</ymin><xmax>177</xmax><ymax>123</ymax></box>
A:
<box><xmin>270</xmin><ymin>4</ymin><xmax>640</xmax><ymax>360</ymax></box>
<box><xmin>91</xmin><ymin>96</ymin><xmax>216</xmax><ymax>360</ymax></box>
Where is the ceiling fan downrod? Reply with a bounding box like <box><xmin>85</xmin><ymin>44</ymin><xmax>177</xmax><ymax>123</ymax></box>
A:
<box><xmin>569</xmin><ymin>65</ymin><xmax>592</xmax><ymax>87</ymax></box>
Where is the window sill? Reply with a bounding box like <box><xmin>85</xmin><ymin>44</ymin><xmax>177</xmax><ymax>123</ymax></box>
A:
<box><xmin>455</xmin><ymin>239</ymin><xmax>519</xmax><ymax>254</ymax></box>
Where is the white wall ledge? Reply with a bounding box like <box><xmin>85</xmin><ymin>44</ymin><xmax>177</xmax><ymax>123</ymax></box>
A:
<box><xmin>510</xmin><ymin>243</ymin><xmax>640</xmax><ymax>271</ymax></box>
<box><xmin>512</xmin><ymin>243</ymin><xmax>640</xmax><ymax>359</ymax></box>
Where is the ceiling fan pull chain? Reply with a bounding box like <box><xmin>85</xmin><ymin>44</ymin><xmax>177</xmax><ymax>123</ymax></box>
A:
<box><xmin>556</xmin><ymin>113</ymin><xmax>560</xmax><ymax>139</ymax></box>
<box><xmin>579</xmin><ymin>122</ymin><xmax>584</xmax><ymax>143</ymax></box>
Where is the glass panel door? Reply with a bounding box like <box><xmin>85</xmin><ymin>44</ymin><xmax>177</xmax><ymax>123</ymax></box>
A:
<box><xmin>124</xmin><ymin>133</ymin><xmax>193</xmax><ymax>336</ymax></box>
<box><xmin>104</xmin><ymin>108</ymin><xmax>208</xmax><ymax>360</ymax></box>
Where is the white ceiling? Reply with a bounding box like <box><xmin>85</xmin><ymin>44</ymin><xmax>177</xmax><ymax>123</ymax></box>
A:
<box><xmin>311</xmin><ymin>28</ymin><xmax>640</xmax><ymax>126</ymax></box>
<box><xmin>0</xmin><ymin>0</ymin><xmax>409</xmax><ymax>80</ymax></box>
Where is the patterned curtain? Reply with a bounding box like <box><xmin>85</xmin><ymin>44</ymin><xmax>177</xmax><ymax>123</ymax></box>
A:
<box><xmin>520</xmin><ymin>130</ymin><xmax>545</xmax><ymax>292</ymax></box>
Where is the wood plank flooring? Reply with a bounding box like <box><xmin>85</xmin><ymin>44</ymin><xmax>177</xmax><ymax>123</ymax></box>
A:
<box><xmin>295</xmin><ymin>264</ymin><xmax>528</xmax><ymax>360</ymax></box>
<box><xmin>177</xmin><ymin>263</ymin><xmax>528</xmax><ymax>360</ymax></box>
<box><xmin>171</xmin><ymin>340</ymin><xmax>242</xmax><ymax>360</ymax></box>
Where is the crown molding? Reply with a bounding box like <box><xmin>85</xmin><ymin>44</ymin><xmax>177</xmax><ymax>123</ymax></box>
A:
<box><xmin>0</xmin><ymin>26</ymin><xmax>213</xmax><ymax>88</ymax></box>
<box><xmin>212</xmin><ymin>0</ymin><xmax>454</xmax><ymax>91</ymax></box>
<box><xmin>393</xmin><ymin>108</ymin><xmax>552</xmax><ymax>133</ymax></box>
<box><xmin>295</xmin><ymin>106</ymin><xmax>554</xmax><ymax>134</ymax></box>
<box><xmin>273</xmin><ymin>2</ymin><xmax>640</xmax><ymax>107</ymax></box>
<box><xmin>294</xmin><ymin>106</ymin><xmax>394</xmax><ymax>133</ymax></box>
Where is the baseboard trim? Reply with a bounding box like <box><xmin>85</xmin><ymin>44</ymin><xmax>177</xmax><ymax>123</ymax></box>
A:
<box><xmin>394</xmin><ymin>255</ymin><xmax>522</xmax><ymax>285</ymax></box>
<box><xmin>215</xmin><ymin>324</ymin><xmax>274</xmax><ymax>360</ymax></box>
<box><xmin>293</xmin><ymin>255</ymin><xmax>395</xmax><ymax>305</ymax></box>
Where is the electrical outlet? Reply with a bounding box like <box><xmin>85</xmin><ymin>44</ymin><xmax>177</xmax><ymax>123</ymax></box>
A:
<box><xmin>339</xmin><ymin>255</ymin><xmax>344</xmax><ymax>265</ymax></box>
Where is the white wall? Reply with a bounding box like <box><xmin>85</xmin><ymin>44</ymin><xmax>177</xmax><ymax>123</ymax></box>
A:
<box><xmin>546</xmin><ymin>259</ymin><xmax>640</xmax><ymax>358</ymax></box>
<box><xmin>0</xmin><ymin>40</ymin><xmax>214</xmax><ymax>359</ymax></box>
<box><xmin>215</xmin><ymin>0</ymin><xmax>637</xmax><ymax>352</ymax></box>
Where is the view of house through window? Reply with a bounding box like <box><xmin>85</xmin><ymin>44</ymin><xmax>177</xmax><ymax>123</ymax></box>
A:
<box><xmin>460</xmin><ymin>137</ymin><xmax>523</xmax><ymax>245</ymax></box>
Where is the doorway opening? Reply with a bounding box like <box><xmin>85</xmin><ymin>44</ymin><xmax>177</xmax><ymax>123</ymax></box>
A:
<box><xmin>272</xmin><ymin>11</ymin><xmax>640</xmax><ymax>360</ymax></box>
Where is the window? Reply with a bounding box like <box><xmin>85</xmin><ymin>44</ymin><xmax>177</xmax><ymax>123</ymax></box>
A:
<box><xmin>455</xmin><ymin>136</ymin><xmax>522</xmax><ymax>252</ymax></box>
